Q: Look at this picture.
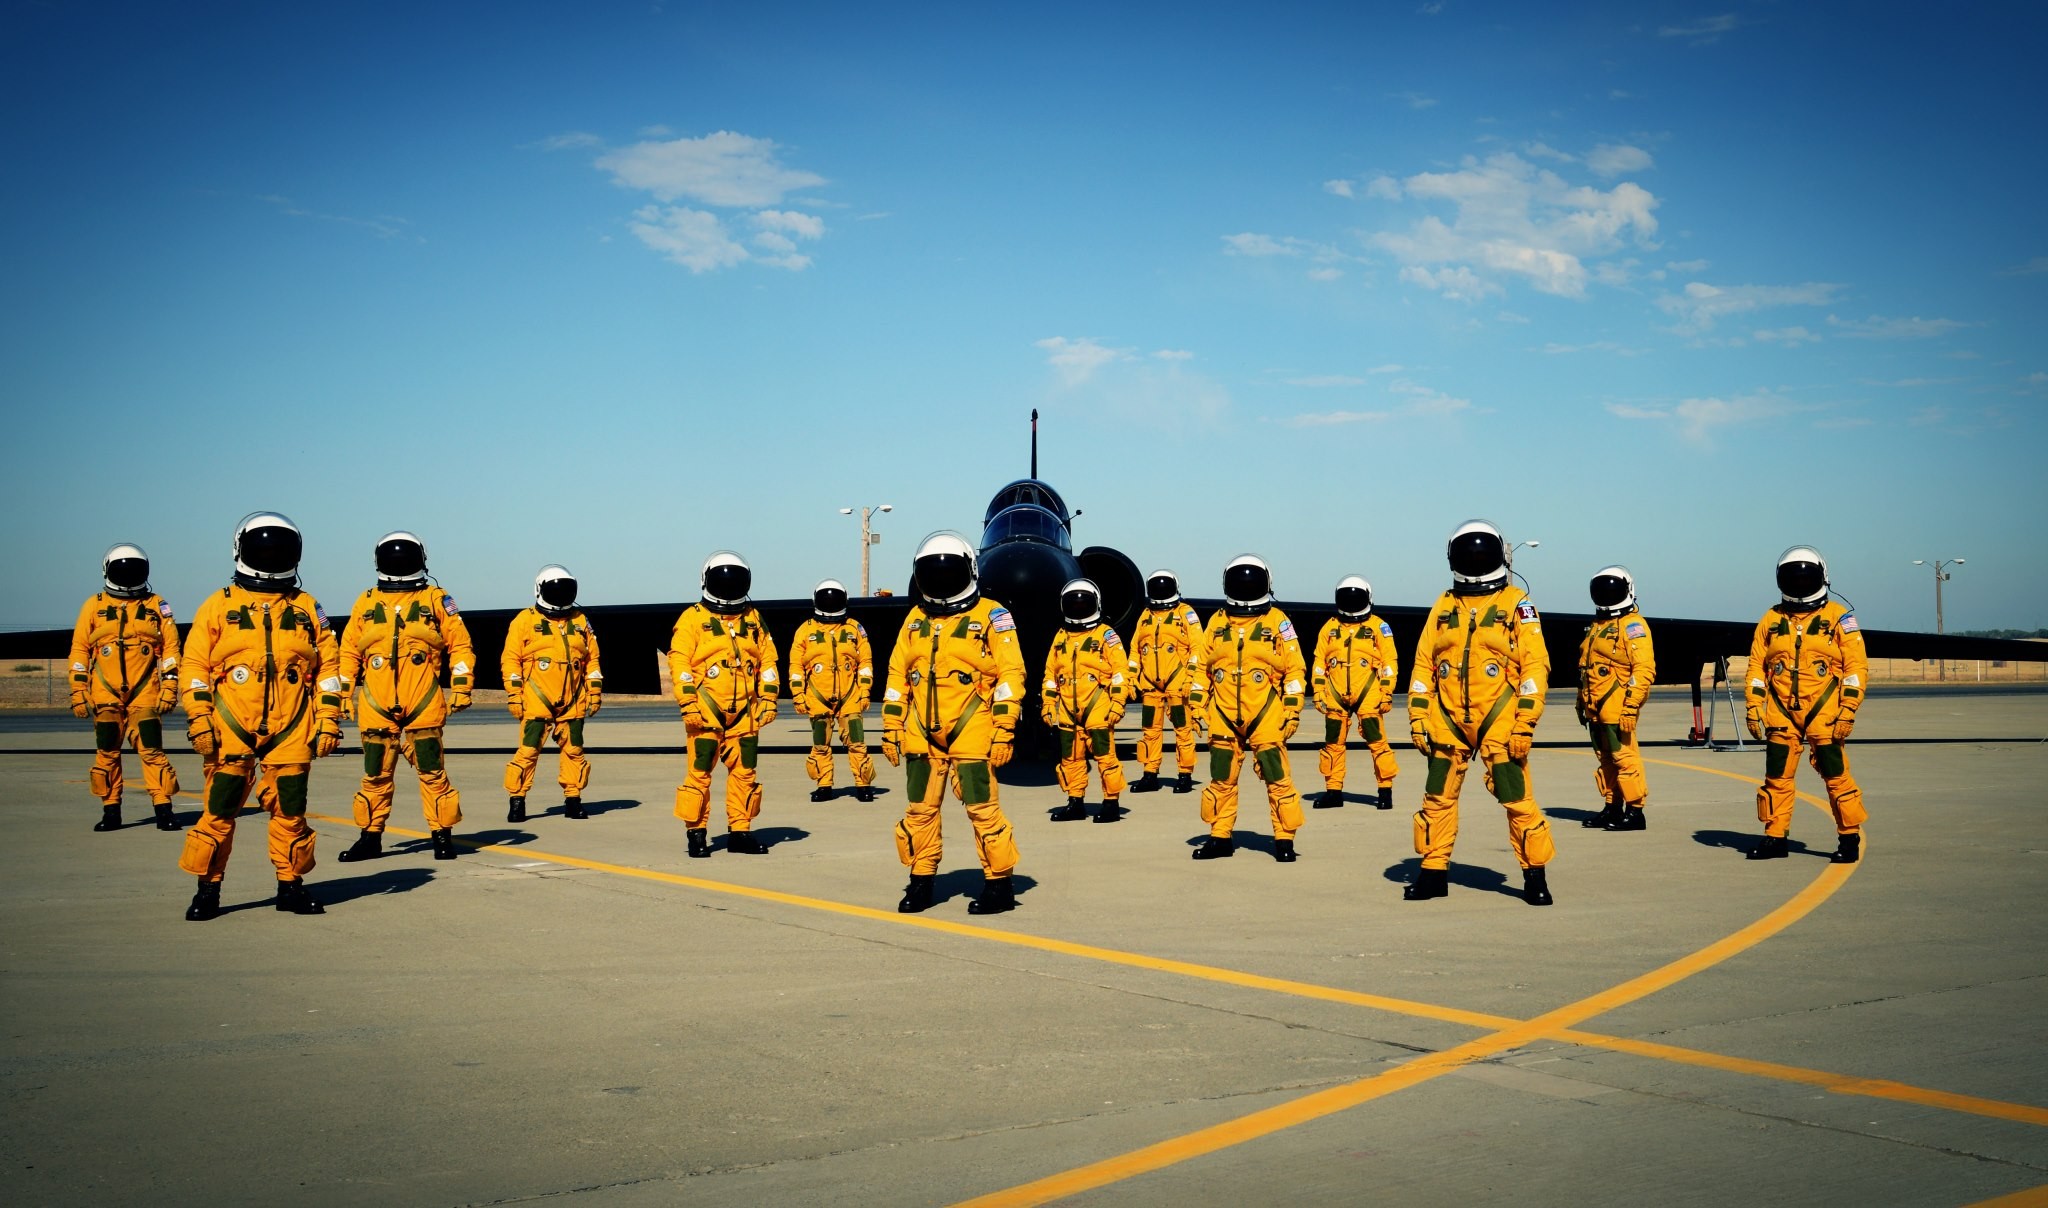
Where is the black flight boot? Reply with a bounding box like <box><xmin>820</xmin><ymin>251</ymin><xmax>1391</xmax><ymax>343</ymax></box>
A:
<box><xmin>336</xmin><ymin>829</ymin><xmax>382</xmax><ymax>862</ymax></box>
<box><xmin>507</xmin><ymin>795</ymin><xmax>527</xmax><ymax>823</ymax></box>
<box><xmin>562</xmin><ymin>797</ymin><xmax>587</xmax><ymax>820</ymax></box>
<box><xmin>1050</xmin><ymin>798</ymin><xmax>1088</xmax><ymax>822</ymax></box>
<box><xmin>810</xmin><ymin>785</ymin><xmax>833</xmax><ymax>802</ymax></box>
<box><xmin>275</xmin><ymin>879</ymin><xmax>325</xmax><ymax>915</ymax></box>
<box><xmin>1130</xmin><ymin>770</ymin><xmax>1162</xmax><ymax>793</ymax></box>
<box><xmin>1583</xmin><ymin>797</ymin><xmax>1624</xmax><ymax>828</ymax></box>
<box><xmin>1376</xmin><ymin>786</ymin><xmax>1394</xmax><ymax>810</ymax></box>
<box><xmin>1093</xmin><ymin>798</ymin><xmax>1122</xmax><ymax>823</ymax></box>
<box><xmin>430</xmin><ymin>828</ymin><xmax>457</xmax><ymax>860</ymax></box>
<box><xmin>686</xmin><ymin>828</ymin><xmax>710</xmax><ymax>858</ymax></box>
<box><xmin>1524</xmin><ymin>867</ymin><xmax>1554</xmax><ymax>906</ymax></box>
<box><xmin>897</xmin><ymin>873</ymin><xmax>936</xmax><ymax>914</ymax></box>
<box><xmin>853</xmin><ymin>786</ymin><xmax>876</xmax><ymax>803</ymax></box>
<box><xmin>1192</xmin><ymin>835</ymin><xmax>1235</xmax><ymax>860</ymax></box>
<box><xmin>1313</xmin><ymin>790</ymin><xmax>1344</xmax><ymax>809</ymax></box>
<box><xmin>966</xmin><ymin>876</ymin><xmax>1015</xmax><ymax>915</ymax></box>
<box><xmin>93</xmin><ymin>804</ymin><xmax>122</xmax><ymax>832</ymax></box>
<box><xmin>152</xmin><ymin>802</ymin><xmax>184</xmax><ymax>831</ymax></box>
<box><xmin>1403</xmin><ymin>867</ymin><xmax>1450</xmax><ymax>901</ymax></box>
<box><xmin>184</xmin><ymin>878</ymin><xmax>221</xmax><ymax>922</ymax></box>
<box><xmin>726</xmin><ymin>830</ymin><xmax>767</xmax><ymax>855</ymax></box>
<box><xmin>1272</xmin><ymin>839</ymin><xmax>1298</xmax><ymax>863</ymax></box>
<box><xmin>1746</xmin><ymin>834</ymin><xmax>1790</xmax><ymax>860</ymax></box>
<box><xmin>1172</xmin><ymin>772</ymin><xmax>1194</xmax><ymax>794</ymax></box>
<box><xmin>1830</xmin><ymin>834</ymin><xmax>1861</xmax><ymax>864</ymax></box>
<box><xmin>1605</xmin><ymin>805</ymin><xmax>1647</xmax><ymax>832</ymax></box>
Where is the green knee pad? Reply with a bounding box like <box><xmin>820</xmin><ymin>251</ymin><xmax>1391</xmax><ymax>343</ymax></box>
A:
<box><xmin>94</xmin><ymin>721</ymin><xmax>122</xmax><ymax>752</ymax></box>
<box><xmin>363</xmin><ymin>740</ymin><xmax>386</xmax><ymax>775</ymax></box>
<box><xmin>206</xmin><ymin>772</ymin><xmax>248</xmax><ymax>818</ymax></box>
<box><xmin>846</xmin><ymin>718</ymin><xmax>864</xmax><ymax>744</ymax></box>
<box><xmin>1325</xmin><ymin>718</ymin><xmax>1343</xmax><ymax>744</ymax></box>
<box><xmin>1142</xmin><ymin>704</ymin><xmax>1158</xmax><ymax>729</ymax></box>
<box><xmin>1813</xmin><ymin>742</ymin><xmax>1846</xmax><ymax>778</ymax></box>
<box><xmin>739</xmin><ymin>735</ymin><xmax>758</xmax><ymax>770</ymax></box>
<box><xmin>566</xmin><ymin>719</ymin><xmax>585</xmax><ymax>747</ymax></box>
<box><xmin>811</xmin><ymin>718</ymin><xmax>830</xmax><ymax>745</ymax></box>
<box><xmin>275</xmin><ymin>772</ymin><xmax>310</xmax><ymax>817</ymax></box>
<box><xmin>1361</xmin><ymin>717</ymin><xmax>1383</xmax><ymax>744</ymax></box>
<box><xmin>1089</xmin><ymin>728</ymin><xmax>1113</xmax><ymax>759</ymax></box>
<box><xmin>1210</xmin><ymin>745</ymin><xmax>1235</xmax><ymax>781</ymax></box>
<box><xmin>904</xmin><ymin>755</ymin><xmax>932</xmax><ymax>802</ymax></box>
<box><xmin>521</xmin><ymin>719</ymin><xmax>546</xmax><ymax>749</ymax></box>
<box><xmin>1425</xmin><ymin>756</ymin><xmax>1453</xmax><ymax>796</ymax></box>
<box><xmin>1254</xmin><ymin>746</ymin><xmax>1287</xmax><ymax>783</ymax></box>
<box><xmin>135</xmin><ymin>718</ymin><xmax>163</xmax><ymax>749</ymax></box>
<box><xmin>956</xmin><ymin>760</ymin><xmax>992</xmax><ymax>805</ymax></box>
<box><xmin>1168</xmin><ymin>704</ymin><xmax>1186</xmax><ymax>729</ymax></box>
<box><xmin>691</xmin><ymin>738</ymin><xmax>718</xmax><ymax>773</ymax></box>
<box><xmin>1766</xmin><ymin>742</ymin><xmax>1793</xmax><ymax>778</ymax></box>
<box><xmin>1490</xmin><ymin>761</ymin><xmax>1526</xmax><ymax>803</ymax></box>
<box><xmin>412</xmin><ymin>737</ymin><xmax>443</xmax><ymax>774</ymax></box>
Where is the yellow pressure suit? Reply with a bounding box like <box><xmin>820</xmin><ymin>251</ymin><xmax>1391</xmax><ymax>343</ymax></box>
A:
<box><xmin>340</xmin><ymin>587</ymin><xmax>474</xmax><ymax>833</ymax></box>
<box><xmin>789</xmin><ymin>616</ymin><xmax>876</xmax><ymax>791</ymax></box>
<box><xmin>1199</xmin><ymin>608</ymin><xmax>1306</xmax><ymax>841</ymax></box>
<box><xmin>70</xmin><ymin>591</ymin><xmax>183</xmax><ymax>814</ymax></box>
<box><xmin>501</xmin><ymin>608</ymin><xmax>604</xmax><ymax>798</ymax></box>
<box><xmin>1577</xmin><ymin>611</ymin><xmax>1655</xmax><ymax>815</ymax></box>
<box><xmin>1312</xmin><ymin>615</ymin><xmax>1400</xmax><ymax>798</ymax></box>
<box><xmin>1746</xmin><ymin>601</ymin><xmax>1867</xmax><ymax>839</ymax></box>
<box><xmin>881</xmin><ymin>599</ymin><xmax>1025</xmax><ymax>877</ymax></box>
<box><xmin>1408</xmin><ymin>586</ymin><xmax>1554</xmax><ymax>871</ymax></box>
<box><xmin>1128</xmin><ymin>604</ymin><xmax>1206</xmax><ymax>777</ymax></box>
<box><xmin>1043</xmin><ymin>622</ymin><xmax>1129</xmax><ymax>802</ymax></box>
<box><xmin>178</xmin><ymin>585</ymin><xmax>342</xmax><ymax>882</ymax></box>
<box><xmin>670</xmin><ymin>604</ymin><xmax>779</xmax><ymax>834</ymax></box>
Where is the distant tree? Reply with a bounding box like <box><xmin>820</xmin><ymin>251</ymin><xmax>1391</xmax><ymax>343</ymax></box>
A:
<box><xmin>1956</xmin><ymin>628</ymin><xmax>2048</xmax><ymax>640</ymax></box>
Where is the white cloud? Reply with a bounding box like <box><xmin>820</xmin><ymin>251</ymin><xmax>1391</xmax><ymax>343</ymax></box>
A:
<box><xmin>1286</xmin><ymin>375</ymin><xmax>1370</xmax><ymax>388</ymax></box>
<box><xmin>1036</xmin><ymin>336</ymin><xmax>1130</xmax><ymax>387</ymax></box>
<box><xmin>1753</xmin><ymin>326</ymin><xmax>1820</xmax><ymax>345</ymax></box>
<box><xmin>1153</xmin><ymin>349</ymin><xmax>1194</xmax><ymax>361</ymax></box>
<box><xmin>1287</xmin><ymin>376</ymin><xmax>1469</xmax><ymax>427</ymax></box>
<box><xmin>1323</xmin><ymin>179</ymin><xmax>1356</xmax><ymax>198</ymax></box>
<box><xmin>1999</xmin><ymin>255</ymin><xmax>2048</xmax><ymax>276</ymax></box>
<box><xmin>536</xmin><ymin>131</ymin><xmax>603</xmax><ymax>151</ymax></box>
<box><xmin>1825</xmin><ymin>313</ymin><xmax>1966</xmax><ymax>340</ymax></box>
<box><xmin>597</xmin><ymin>131</ymin><xmax>825</xmax><ymax>207</ymax></box>
<box><xmin>1222</xmin><ymin>232</ymin><xmax>1304</xmax><ymax>257</ymax></box>
<box><xmin>1291</xmin><ymin>410</ymin><xmax>1391</xmax><ymax>427</ymax></box>
<box><xmin>1397</xmin><ymin>92</ymin><xmax>1439</xmax><ymax>110</ymax></box>
<box><xmin>1665</xmin><ymin>258</ymin><xmax>1710</xmax><ymax>273</ymax></box>
<box><xmin>1584</xmin><ymin>143</ymin><xmax>1653</xmax><ymax>177</ymax></box>
<box><xmin>1388</xmin><ymin>379</ymin><xmax>1472</xmax><ymax>415</ymax></box>
<box><xmin>626</xmin><ymin>206</ymin><xmax>749</xmax><ymax>273</ymax></box>
<box><xmin>1495</xmin><ymin>311</ymin><xmax>1531</xmax><ymax>324</ymax></box>
<box><xmin>753</xmin><ymin>209</ymin><xmax>825</xmax><ymax>240</ymax></box>
<box><xmin>1371</xmin><ymin>152</ymin><xmax>1660</xmax><ymax>300</ymax></box>
<box><xmin>1606</xmin><ymin>390</ymin><xmax>1799</xmax><ymax>444</ymax></box>
<box><xmin>1540</xmin><ymin>341</ymin><xmax>1646</xmax><ymax>356</ymax></box>
<box><xmin>1400</xmin><ymin>264</ymin><xmax>1502</xmax><ymax>302</ymax></box>
<box><xmin>1365</xmin><ymin>175</ymin><xmax>1403</xmax><ymax>201</ymax></box>
<box><xmin>1654</xmin><ymin>281</ymin><xmax>1840</xmax><ymax>333</ymax></box>
<box><xmin>1659</xmin><ymin>14</ymin><xmax>1741</xmax><ymax>43</ymax></box>
<box><xmin>1307</xmin><ymin>266</ymin><xmax>1344</xmax><ymax>281</ymax></box>
<box><xmin>1526</xmin><ymin>142</ymin><xmax>1575</xmax><ymax>163</ymax></box>
<box><xmin>1368</xmin><ymin>363</ymin><xmax>1406</xmax><ymax>374</ymax></box>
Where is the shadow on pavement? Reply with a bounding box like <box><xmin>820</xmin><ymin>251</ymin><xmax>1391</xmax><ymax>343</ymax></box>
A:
<box><xmin>314</xmin><ymin>866</ymin><xmax>436</xmax><ymax>905</ymax></box>
<box><xmin>933</xmin><ymin>868</ymin><xmax>1039</xmax><ymax>905</ymax></box>
<box><xmin>577</xmin><ymin>798</ymin><xmax>640</xmax><ymax>817</ymax></box>
<box><xmin>1379</xmin><ymin>858</ymin><xmax>1526</xmax><ymax>900</ymax></box>
<box><xmin>737</xmin><ymin>825</ymin><xmax>811</xmax><ymax>851</ymax></box>
<box><xmin>1546</xmin><ymin>805</ymin><xmax>1604</xmax><ymax>825</ymax></box>
<box><xmin>465</xmin><ymin>828</ymin><xmax>539</xmax><ymax>849</ymax></box>
<box><xmin>1692</xmin><ymin>828</ymin><xmax>1821</xmax><ymax>858</ymax></box>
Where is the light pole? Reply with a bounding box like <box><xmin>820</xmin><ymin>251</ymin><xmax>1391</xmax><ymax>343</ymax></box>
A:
<box><xmin>839</xmin><ymin>505</ymin><xmax>893</xmax><ymax>597</ymax></box>
<box><xmin>1511</xmin><ymin>539</ymin><xmax>1541</xmax><ymax>555</ymax></box>
<box><xmin>1912</xmin><ymin>557</ymin><xmax>1964</xmax><ymax>681</ymax></box>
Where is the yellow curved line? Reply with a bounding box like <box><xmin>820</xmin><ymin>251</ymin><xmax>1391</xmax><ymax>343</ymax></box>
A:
<box><xmin>1972</xmin><ymin>1186</ymin><xmax>2048</xmax><ymax>1207</ymax></box>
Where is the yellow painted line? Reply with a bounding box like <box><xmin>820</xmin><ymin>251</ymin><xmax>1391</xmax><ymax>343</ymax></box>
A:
<box><xmin>1971</xmin><ymin>1185</ymin><xmax>2048</xmax><ymax>1208</ymax></box>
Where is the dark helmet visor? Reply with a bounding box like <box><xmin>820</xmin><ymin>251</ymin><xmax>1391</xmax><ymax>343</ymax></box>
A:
<box><xmin>1223</xmin><ymin>563</ymin><xmax>1269</xmax><ymax>603</ymax></box>
<box><xmin>239</xmin><ymin>526</ymin><xmax>302</xmax><ymax>576</ymax></box>
<box><xmin>105</xmin><ymin>557</ymin><xmax>150</xmax><ymax>591</ymax></box>
<box><xmin>1061</xmin><ymin>587</ymin><xmax>1099</xmax><ymax>623</ymax></box>
<box><xmin>1145</xmin><ymin>573</ymin><xmax>1179</xmax><ymax>604</ymax></box>
<box><xmin>814</xmin><ymin>586</ymin><xmax>848</xmax><ymax>614</ymax></box>
<box><xmin>1448</xmin><ymin>531</ymin><xmax>1505</xmax><ymax>579</ymax></box>
<box><xmin>915</xmin><ymin>554</ymin><xmax>973</xmax><ymax>603</ymax></box>
<box><xmin>703</xmin><ymin>564</ymin><xmax>752</xmax><ymax>602</ymax></box>
<box><xmin>538</xmin><ymin>577</ymin><xmax>578</xmax><ymax>610</ymax></box>
<box><xmin>375</xmin><ymin>538</ymin><xmax>425</xmax><ymax>579</ymax></box>
<box><xmin>1777</xmin><ymin>561</ymin><xmax>1825</xmax><ymax>601</ymax></box>
<box><xmin>1590</xmin><ymin>574</ymin><xmax>1631</xmax><ymax>609</ymax></box>
<box><xmin>1335</xmin><ymin>586</ymin><xmax>1370</xmax><ymax>614</ymax></box>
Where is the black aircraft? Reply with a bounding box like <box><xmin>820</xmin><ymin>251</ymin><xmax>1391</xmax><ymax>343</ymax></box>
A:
<box><xmin>8</xmin><ymin>415</ymin><xmax>2042</xmax><ymax>749</ymax></box>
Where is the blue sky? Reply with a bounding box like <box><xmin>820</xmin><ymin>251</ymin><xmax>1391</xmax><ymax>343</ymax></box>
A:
<box><xmin>3</xmin><ymin>1</ymin><xmax>2044</xmax><ymax>636</ymax></box>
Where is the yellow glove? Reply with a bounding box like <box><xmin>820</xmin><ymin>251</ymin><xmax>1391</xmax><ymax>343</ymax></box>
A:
<box><xmin>1832</xmin><ymin>715</ymin><xmax>1854</xmax><ymax>743</ymax></box>
<box><xmin>881</xmin><ymin>729</ymin><xmax>902</xmax><ymax>766</ymax></box>
<box><xmin>70</xmin><ymin>690</ymin><xmax>90</xmax><ymax>719</ymax></box>
<box><xmin>339</xmin><ymin>684</ymin><xmax>355</xmax><ymax>721</ymax></box>
<box><xmin>1507</xmin><ymin>729</ymin><xmax>1533</xmax><ymax>761</ymax></box>
<box><xmin>1281</xmin><ymin>711</ymin><xmax>1300</xmax><ymax>742</ymax></box>
<box><xmin>1745</xmin><ymin>706</ymin><xmax>1763</xmax><ymax>742</ymax></box>
<box><xmin>506</xmin><ymin>678</ymin><xmax>524</xmax><ymax>719</ymax></box>
<box><xmin>1410</xmin><ymin>721</ymin><xmax>1431</xmax><ymax>758</ymax></box>
<box><xmin>187</xmin><ymin>714</ymin><xmax>218</xmax><ymax>757</ymax></box>
<box><xmin>1618</xmin><ymin>708</ymin><xmax>1638</xmax><ymax>738</ymax></box>
<box><xmin>448</xmin><ymin>688</ymin><xmax>472</xmax><ymax>713</ymax></box>
<box><xmin>753</xmin><ymin>700</ymin><xmax>776</xmax><ymax>729</ymax></box>
<box><xmin>157</xmin><ymin>678</ymin><xmax>180</xmax><ymax>716</ymax></box>
<box><xmin>585</xmin><ymin>682</ymin><xmax>602</xmax><ymax>716</ymax></box>
<box><xmin>313</xmin><ymin>717</ymin><xmax>342</xmax><ymax>758</ymax></box>
<box><xmin>990</xmin><ymin>732</ymin><xmax>1015</xmax><ymax>768</ymax></box>
<box><xmin>791</xmin><ymin>690</ymin><xmax>811</xmax><ymax>717</ymax></box>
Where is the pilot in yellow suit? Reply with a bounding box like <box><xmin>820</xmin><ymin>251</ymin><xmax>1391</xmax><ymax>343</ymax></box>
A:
<box><xmin>1745</xmin><ymin>546</ymin><xmax>1868</xmax><ymax>864</ymax></box>
<box><xmin>1311</xmin><ymin>575</ymin><xmax>1399</xmax><ymax>811</ymax></box>
<box><xmin>501</xmin><ymin>565</ymin><xmax>603</xmax><ymax>823</ymax></box>
<box><xmin>1196</xmin><ymin>555</ymin><xmax>1307</xmax><ymax>863</ymax></box>
<box><xmin>670</xmin><ymin>552</ymin><xmax>779</xmax><ymax>857</ymax></box>
<box><xmin>178</xmin><ymin>512</ymin><xmax>342</xmax><ymax>920</ymax></box>
<box><xmin>69</xmin><ymin>543</ymin><xmax>184</xmax><ymax>833</ymax></box>
<box><xmin>335</xmin><ymin>532</ymin><xmax>475</xmax><ymax>863</ymax></box>
<box><xmin>1406</xmin><ymin>520</ymin><xmax>1555</xmax><ymax>906</ymax></box>
<box><xmin>1043</xmin><ymin>579</ymin><xmax>1129</xmax><ymax>823</ymax></box>
<box><xmin>1126</xmin><ymin>570</ymin><xmax>1205</xmax><ymax>795</ymax></box>
<box><xmin>881</xmin><ymin>533</ymin><xmax>1025</xmax><ymax>915</ymax></box>
<box><xmin>1577</xmin><ymin>565</ymin><xmax>1655</xmax><ymax>833</ymax></box>
<box><xmin>789</xmin><ymin>579</ymin><xmax>876</xmax><ymax>803</ymax></box>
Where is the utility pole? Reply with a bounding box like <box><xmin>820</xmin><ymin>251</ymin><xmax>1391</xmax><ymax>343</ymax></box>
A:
<box><xmin>841</xmin><ymin>504</ymin><xmax>894</xmax><ymax>597</ymax></box>
<box><xmin>1913</xmin><ymin>557</ymin><xmax>1965</xmax><ymax>681</ymax></box>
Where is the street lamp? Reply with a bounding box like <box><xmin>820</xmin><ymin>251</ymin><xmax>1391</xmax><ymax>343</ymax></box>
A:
<box><xmin>1912</xmin><ymin>557</ymin><xmax>1965</xmax><ymax>682</ymax></box>
<box><xmin>1511</xmin><ymin>540</ymin><xmax>1541</xmax><ymax>554</ymax></box>
<box><xmin>839</xmin><ymin>505</ymin><xmax>893</xmax><ymax>597</ymax></box>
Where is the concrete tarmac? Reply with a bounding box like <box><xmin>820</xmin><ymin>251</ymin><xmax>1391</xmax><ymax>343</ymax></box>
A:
<box><xmin>2</xmin><ymin>692</ymin><xmax>2044</xmax><ymax>1207</ymax></box>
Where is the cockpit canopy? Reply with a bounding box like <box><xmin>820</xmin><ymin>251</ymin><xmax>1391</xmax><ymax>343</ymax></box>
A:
<box><xmin>981</xmin><ymin>479</ymin><xmax>1072</xmax><ymax>552</ymax></box>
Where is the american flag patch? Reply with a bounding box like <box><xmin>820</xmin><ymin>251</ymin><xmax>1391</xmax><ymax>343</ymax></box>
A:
<box><xmin>1625</xmin><ymin>621</ymin><xmax>1647</xmax><ymax>639</ymax></box>
<box><xmin>1278</xmin><ymin>620</ymin><xmax>1297</xmax><ymax>642</ymax></box>
<box><xmin>442</xmin><ymin>595</ymin><xmax>459</xmax><ymax>615</ymax></box>
<box><xmin>991</xmin><ymin>607</ymin><xmax>1015</xmax><ymax>633</ymax></box>
<box><xmin>1840</xmin><ymin>615</ymin><xmax>1859</xmax><ymax>633</ymax></box>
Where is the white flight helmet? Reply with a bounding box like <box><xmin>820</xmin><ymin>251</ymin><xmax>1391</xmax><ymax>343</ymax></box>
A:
<box><xmin>813</xmin><ymin>578</ymin><xmax>849</xmax><ymax>620</ymax></box>
<box><xmin>912</xmin><ymin>531</ymin><xmax>979</xmax><ymax>614</ymax></box>
<box><xmin>233</xmin><ymin>511</ymin><xmax>302</xmax><ymax>587</ymax></box>
<box><xmin>1223</xmin><ymin>554</ymin><xmax>1273</xmax><ymax>613</ymax></box>
<box><xmin>1334</xmin><ymin>575</ymin><xmax>1373</xmax><ymax>621</ymax></box>
<box><xmin>1589</xmin><ymin>565</ymin><xmax>1636</xmax><ymax>618</ymax></box>
<box><xmin>1447</xmin><ymin>519</ymin><xmax>1510</xmax><ymax>592</ymax></box>
<box><xmin>700</xmin><ymin>551</ymin><xmax>753</xmax><ymax>613</ymax></box>
<box><xmin>102</xmin><ymin>543</ymin><xmax>151</xmax><ymax>597</ymax></box>
<box><xmin>534</xmin><ymin>564</ymin><xmax>578</xmax><ymax>616</ymax></box>
<box><xmin>1060</xmin><ymin>578</ymin><xmax>1102</xmax><ymax>628</ymax></box>
<box><xmin>374</xmin><ymin>530</ymin><xmax>428</xmax><ymax>587</ymax></box>
<box><xmin>1776</xmin><ymin>545</ymin><xmax>1829</xmax><ymax>607</ymax></box>
<box><xmin>1145</xmin><ymin>569</ymin><xmax>1181</xmax><ymax>607</ymax></box>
